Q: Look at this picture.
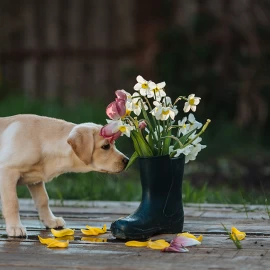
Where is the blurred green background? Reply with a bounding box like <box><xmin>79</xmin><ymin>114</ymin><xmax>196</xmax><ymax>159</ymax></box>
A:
<box><xmin>1</xmin><ymin>0</ymin><xmax>270</xmax><ymax>204</ymax></box>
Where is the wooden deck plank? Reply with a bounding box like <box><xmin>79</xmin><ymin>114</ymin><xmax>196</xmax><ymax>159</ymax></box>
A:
<box><xmin>0</xmin><ymin>199</ymin><xmax>270</xmax><ymax>270</ymax></box>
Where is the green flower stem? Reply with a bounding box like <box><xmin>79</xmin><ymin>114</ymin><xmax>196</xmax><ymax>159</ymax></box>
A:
<box><xmin>221</xmin><ymin>223</ymin><xmax>242</xmax><ymax>249</ymax></box>
<box><xmin>181</xmin><ymin>119</ymin><xmax>211</xmax><ymax>148</ymax></box>
<box><xmin>173</xmin><ymin>96</ymin><xmax>187</xmax><ymax>106</ymax></box>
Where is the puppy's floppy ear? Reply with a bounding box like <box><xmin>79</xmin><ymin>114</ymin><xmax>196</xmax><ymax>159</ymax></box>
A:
<box><xmin>67</xmin><ymin>126</ymin><xmax>95</xmax><ymax>165</ymax></box>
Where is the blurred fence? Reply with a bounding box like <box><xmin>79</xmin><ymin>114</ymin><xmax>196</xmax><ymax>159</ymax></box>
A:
<box><xmin>0</xmin><ymin>0</ymin><xmax>269</xmax><ymax>127</ymax></box>
<box><xmin>0</xmin><ymin>0</ymin><xmax>137</xmax><ymax>103</ymax></box>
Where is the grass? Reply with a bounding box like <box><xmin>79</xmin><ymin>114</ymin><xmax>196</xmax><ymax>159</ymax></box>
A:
<box><xmin>16</xmin><ymin>173</ymin><xmax>270</xmax><ymax>205</ymax></box>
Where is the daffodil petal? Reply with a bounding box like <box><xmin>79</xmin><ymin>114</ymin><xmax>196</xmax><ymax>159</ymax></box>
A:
<box><xmin>170</xmin><ymin>236</ymin><xmax>201</xmax><ymax>247</ymax></box>
<box><xmin>197</xmin><ymin>235</ymin><xmax>204</xmax><ymax>242</ymax></box>
<box><xmin>55</xmin><ymin>235</ymin><xmax>74</xmax><ymax>241</ymax></box>
<box><xmin>81</xmin><ymin>228</ymin><xmax>99</xmax><ymax>236</ymax></box>
<box><xmin>147</xmin><ymin>240</ymin><xmax>170</xmax><ymax>250</ymax></box>
<box><xmin>162</xmin><ymin>246</ymin><xmax>189</xmax><ymax>253</ymax></box>
<box><xmin>125</xmin><ymin>240</ymin><xmax>149</xmax><ymax>247</ymax></box>
<box><xmin>51</xmin><ymin>228</ymin><xmax>75</xmax><ymax>237</ymax></box>
<box><xmin>81</xmin><ymin>224</ymin><xmax>107</xmax><ymax>236</ymax></box>
<box><xmin>231</xmin><ymin>227</ymin><xmax>246</xmax><ymax>241</ymax></box>
<box><xmin>81</xmin><ymin>237</ymin><xmax>107</xmax><ymax>242</ymax></box>
<box><xmin>86</xmin><ymin>224</ymin><xmax>107</xmax><ymax>232</ymax></box>
<box><xmin>47</xmin><ymin>240</ymin><xmax>69</xmax><ymax>248</ymax></box>
<box><xmin>177</xmin><ymin>232</ymin><xmax>203</xmax><ymax>242</ymax></box>
<box><xmin>38</xmin><ymin>236</ymin><xmax>57</xmax><ymax>245</ymax></box>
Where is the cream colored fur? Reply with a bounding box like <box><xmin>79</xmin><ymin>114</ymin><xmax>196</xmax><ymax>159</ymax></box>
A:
<box><xmin>0</xmin><ymin>114</ymin><xmax>128</xmax><ymax>237</ymax></box>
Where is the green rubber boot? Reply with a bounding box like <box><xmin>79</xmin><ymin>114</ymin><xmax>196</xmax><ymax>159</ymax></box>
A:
<box><xmin>110</xmin><ymin>155</ymin><xmax>185</xmax><ymax>240</ymax></box>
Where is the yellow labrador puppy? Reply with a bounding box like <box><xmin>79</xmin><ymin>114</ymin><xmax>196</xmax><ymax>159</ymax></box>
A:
<box><xmin>0</xmin><ymin>114</ymin><xmax>128</xmax><ymax>237</ymax></box>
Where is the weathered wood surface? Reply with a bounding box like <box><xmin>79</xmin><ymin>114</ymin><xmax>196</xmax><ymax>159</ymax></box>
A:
<box><xmin>0</xmin><ymin>199</ymin><xmax>270</xmax><ymax>270</ymax></box>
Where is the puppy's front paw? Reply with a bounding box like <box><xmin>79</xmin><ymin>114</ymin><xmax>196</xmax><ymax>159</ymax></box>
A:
<box><xmin>43</xmin><ymin>216</ymin><xmax>66</xmax><ymax>229</ymax></box>
<box><xmin>6</xmin><ymin>225</ymin><xmax>27</xmax><ymax>237</ymax></box>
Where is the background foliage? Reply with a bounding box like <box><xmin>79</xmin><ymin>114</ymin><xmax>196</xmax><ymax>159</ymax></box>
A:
<box><xmin>0</xmin><ymin>0</ymin><xmax>270</xmax><ymax>204</ymax></box>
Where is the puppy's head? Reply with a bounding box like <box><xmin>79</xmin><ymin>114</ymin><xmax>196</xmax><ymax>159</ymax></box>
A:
<box><xmin>67</xmin><ymin>123</ymin><xmax>128</xmax><ymax>173</ymax></box>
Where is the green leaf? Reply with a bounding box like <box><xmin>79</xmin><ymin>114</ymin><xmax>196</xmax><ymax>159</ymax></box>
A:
<box><xmin>161</xmin><ymin>129</ymin><xmax>171</xmax><ymax>155</ymax></box>
<box><xmin>130</xmin><ymin>131</ymin><xmax>143</xmax><ymax>156</ymax></box>
<box><xmin>125</xmin><ymin>151</ymin><xmax>138</xmax><ymax>170</ymax></box>
<box><xmin>173</xmin><ymin>128</ymin><xmax>197</xmax><ymax>149</ymax></box>
<box><xmin>131</xmin><ymin>130</ymin><xmax>153</xmax><ymax>156</ymax></box>
<box><xmin>179</xmin><ymin>129</ymin><xmax>197</xmax><ymax>145</ymax></box>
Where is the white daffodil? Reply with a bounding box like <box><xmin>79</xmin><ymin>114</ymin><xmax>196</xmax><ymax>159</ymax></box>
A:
<box><xmin>162</xmin><ymin>96</ymin><xmax>172</xmax><ymax>106</ymax></box>
<box><xmin>169</xmin><ymin>145</ymin><xmax>193</xmax><ymax>158</ymax></box>
<box><xmin>188</xmin><ymin>113</ymin><xmax>202</xmax><ymax>130</ymax></box>
<box><xmin>185</xmin><ymin>144</ymin><xmax>206</xmax><ymax>163</ymax></box>
<box><xmin>177</xmin><ymin>117</ymin><xmax>189</xmax><ymax>136</ymax></box>
<box><xmin>134</xmin><ymin>75</ymin><xmax>151</xmax><ymax>97</ymax></box>
<box><xmin>126</xmin><ymin>92</ymin><xmax>147</xmax><ymax>116</ymax></box>
<box><xmin>189</xmin><ymin>133</ymin><xmax>202</xmax><ymax>145</ymax></box>
<box><xmin>118</xmin><ymin>123</ymin><xmax>134</xmax><ymax>137</ymax></box>
<box><xmin>151</xmin><ymin>101</ymin><xmax>177</xmax><ymax>121</ymax></box>
<box><xmin>148</xmin><ymin>81</ymin><xmax>166</xmax><ymax>101</ymax></box>
<box><xmin>183</xmin><ymin>94</ymin><xmax>201</xmax><ymax>113</ymax></box>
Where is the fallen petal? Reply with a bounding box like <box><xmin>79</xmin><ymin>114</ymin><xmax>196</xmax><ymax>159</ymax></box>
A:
<box><xmin>231</xmin><ymin>227</ymin><xmax>246</xmax><ymax>241</ymax></box>
<box><xmin>81</xmin><ymin>237</ymin><xmax>107</xmax><ymax>243</ymax></box>
<box><xmin>55</xmin><ymin>235</ymin><xmax>74</xmax><ymax>241</ymax></box>
<box><xmin>177</xmin><ymin>232</ymin><xmax>203</xmax><ymax>242</ymax></box>
<box><xmin>162</xmin><ymin>246</ymin><xmax>189</xmax><ymax>253</ymax></box>
<box><xmin>170</xmin><ymin>236</ymin><xmax>201</xmax><ymax>248</ymax></box>
<box><xmin>38</xmin><ymin>236</ymin><xmax>57</xmax><ymax>245</ymax></box>
<box><xmin>125</xmin><ymin>241</ymin><xmax>149</xmax><ymax>247</ymax></box>
<box><xmin>147</xmin><ymin>239</ymin><xmax>170</xmax><ymax>250</ymax></box>
<box><xmin>51</xmin><ymin>228</ymin><xmax>75</xmax><ymax>238</ymax></box>
<box><xmin>47</xmin><ymin>240</ymin><xmax>69</xmax><ymax>248</ymax></box>
<box><xmin>81</xmin><ymin>224</ymin><xmax>107</xmax><ymax>236</ymax></box>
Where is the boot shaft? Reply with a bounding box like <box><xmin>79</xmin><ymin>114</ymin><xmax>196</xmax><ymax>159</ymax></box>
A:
<box><xmin>138</xmin><ymin>155</ymin><xmax>185</xmax><ymax>215</ymax></box>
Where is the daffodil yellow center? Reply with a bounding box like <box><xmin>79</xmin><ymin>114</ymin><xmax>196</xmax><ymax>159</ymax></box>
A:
<box><xmin>189</xmin><ymin>98</ymin><xmax>195</xmax><ymax>105</ymax></box>
<box><xmin>162</xmin><ymin>110</ymin><xmax>170</xmax><ymax>115</ymax></box>
<box><xmin>153</xmin><ymin>88</ymin><xmax>159</xmax><ymax>93</ymax></box>
<box><xmin>124</xmin><ymin>110</ymin><xmax>131</xmax><ymax>117</ymax></box>
<box><xmin>142</xmin><ymin>83</ymin><xmax>148</xmax><ymax>89</ymax></box>
<box><xmin>119</xmin><ymin>126</ymin><xmax>126</xmax><ymax>132</ymax></box>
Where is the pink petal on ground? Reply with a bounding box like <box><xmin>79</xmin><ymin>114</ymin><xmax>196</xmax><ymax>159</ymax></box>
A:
<box><xmin>170</xmin><ymin>236</ymin><xmax>201</xmax><ymax>248</ymax></box>
<box><xmin>162</xmin><ymin>246</ymin><xmax>189</xmax><ymax>253</ymax></box>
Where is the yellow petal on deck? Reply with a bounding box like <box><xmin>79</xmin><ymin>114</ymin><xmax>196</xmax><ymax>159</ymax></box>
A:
<box><xmin>81</xmin><ymin>237</ymin><xmax>107</xmax><ymax>242</ymax></box>
<box><xmin>51</xmin><ymin>228</ymin><xmax>75</xmax><ymax>237</ymax></box>
<box><xmin>55</xmin><ymin>235</ymin><xmax>74</xmax><ymax>241</ymax></box>
<box><xmin>125</xmin><ymin>240</ymin><xmax>149</xmax><ymax>247</ymax></box>
<box><xmin>81</xmin><ymin>224</ymin><xmax>107</xmax><ymax>236</ymax></box>
<box><xmin>38</xmin><ymin>236</ymin><xmax>56</xmax><ymax>245</ymax></box>
<box><xmin>231</xmin><ymin>227</ymin><xmax>246</xmax><ymax>241</ymax></box>
<box><xmin>47</xmin><ymin>240</ymin><xmax>69</xmax><ymax>248</ymax></box>
<box><xmin>177</xmin><ymin>232</ymin><xmax>203</xmax><ymax>242</ymax></box>
<box><xmin>147</xmin><ymin>239</ymin><xmax>170</xmax><ymax>250</ymax></box>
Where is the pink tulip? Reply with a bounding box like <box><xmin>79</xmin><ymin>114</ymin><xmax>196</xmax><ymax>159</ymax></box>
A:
<box><xmin>106</xmin><ymin>90</ymin><xmax>127</xmax><ymax>120</ymax></box>
<box><xmin>115</xmin><ymin>89</ymin><xmax>127</xmax><ymax>101</ymax></box>
<box><xmin>100</xmin><ymin>121</ymin><xmax>122</xmax><ymax>143</ymax></box>
<box><xmin>138</xmin><ymin>120</ymin><xmax>147</xmax><ymax>130</ymax></box>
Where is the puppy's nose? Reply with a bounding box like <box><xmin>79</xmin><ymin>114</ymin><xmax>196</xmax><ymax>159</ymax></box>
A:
<box><xmin>122</xmin><ymin>157</ymin><xmax>129</xmax><ymax>167</ymax></box>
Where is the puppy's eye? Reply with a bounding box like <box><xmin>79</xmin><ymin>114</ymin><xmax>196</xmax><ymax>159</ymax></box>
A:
<box><xmin>101</xmin><ymin>144</ymin><xmax>110</xmax><ymax>150</ymax></box>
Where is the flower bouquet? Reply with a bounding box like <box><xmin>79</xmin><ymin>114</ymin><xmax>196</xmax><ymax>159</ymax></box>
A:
<box><xmin>100</xmin><ymin>75</ymin><xmax>211</xmax><ymax>240</ymax></box>
<box><xmin>100</xmin><ymin>75</ymin><xmax>211</xmax><ymax>169</ymax></box>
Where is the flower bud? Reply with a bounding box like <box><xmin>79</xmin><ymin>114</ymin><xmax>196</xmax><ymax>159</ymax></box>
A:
<box><xmin>138</xmin><ymin>120</ymin><xmax>147</xmax><ymax>130</ymax></box>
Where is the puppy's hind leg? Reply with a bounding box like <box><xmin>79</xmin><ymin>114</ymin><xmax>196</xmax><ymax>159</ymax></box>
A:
<box><xmin>27</xmin><ymin>182</ymin><xmax>65</xmax><ymax>229</ymax></box>
<box><xmin>0</xmin><ymin>169</ymin><xmax>27</xmax><ymax>237</ymax></box>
